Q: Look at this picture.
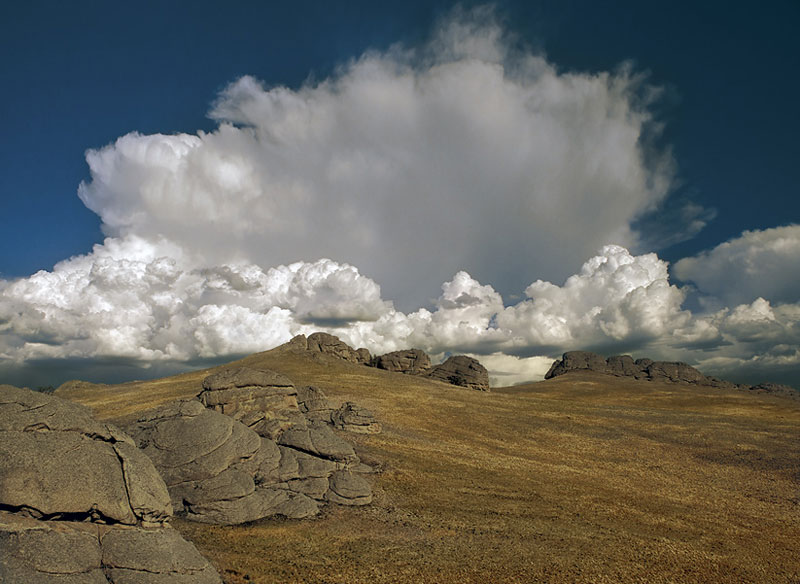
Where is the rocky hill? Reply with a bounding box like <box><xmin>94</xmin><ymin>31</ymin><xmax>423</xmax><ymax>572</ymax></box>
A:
<box><xmin>29</xmin><ymin>340</ymin><xmax>800</xmax><ymax>582</ymax></box>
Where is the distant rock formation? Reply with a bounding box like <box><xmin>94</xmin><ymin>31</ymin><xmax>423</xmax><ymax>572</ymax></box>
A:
<box><xmin>545</xmin><ymin>351</ymin><xmax>727</xmax><ymax>386</ymax></box>
<box><xmin>748</xmin><ymin>382</ymin><xmax>799</xmax><ymax>398</ymax></box>
<box><xmin>0</xmin><ymin>384</ymin><xmax>221</xmax><ymax>583</ymax></box>
<box><xmin>423</xmin><ymin>355</ymin><xmax>490</xmax><ymax>391</ymax></box>
<box><xmin>372</xmin><ymin>348</ymin><xmax>432</xmax><ymax>375</ymax></box>
<box><xmin>290</xmin><ymin>332</ymin><xmax>372</xmax><ymax>364</ymax></box>
<box><xmin>544</xmin><ymin>351</ymin><xmax>797</xmax><ymax>396</ymax></box>
<box><xmin>285</xmin><ymin>333</ymin><xmax>491</xmax><ymax>390</ymax></box>
<box><xmin>129</xmin><ymin>367</ymin><xmax>376</xmax><ymax>525</ymax></box>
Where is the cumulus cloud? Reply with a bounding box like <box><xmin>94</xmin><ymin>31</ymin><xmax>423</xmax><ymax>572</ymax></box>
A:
<box><xmin>673</xmin><ymin>224</ymin><xmax>800</xmax><ymax>308</ymax></box>
<box><xmin>2</xmin><ymin>9</ymin><xmax>799</xmax><ymax>388</ymax></box>
<box><xmin>75</xmin><ymin>9</ymin><xmax>675</xmax><ymax>309</ymax></box>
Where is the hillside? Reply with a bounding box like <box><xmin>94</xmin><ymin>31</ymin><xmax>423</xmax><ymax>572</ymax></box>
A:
<box><xmin>56</xmin><ymin>346</ymin><xmax>800</xmax><ymax>584</ymax></box>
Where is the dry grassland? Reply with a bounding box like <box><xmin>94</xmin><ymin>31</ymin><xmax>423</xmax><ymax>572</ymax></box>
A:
<box><xmin>57</xmin><ymin>346</ymin><xmax>800</xmax><ymax>583</ymax></box>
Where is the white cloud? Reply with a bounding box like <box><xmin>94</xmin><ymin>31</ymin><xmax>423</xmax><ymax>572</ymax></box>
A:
<box><xmin>673</xmin><ymin>224</ymin><xmax>800</xmax><ymax>308</ymax></box>
<box><xmin>75</xmin><ymin>9</ymin><xmax>674</xmax><ymax>309</ymax></box>
<box><xmin>1</xmin><ymin>10</ymin><xmax>798</xmax><ymax>389</ymax></box>
<box><xmin>496</xmin><ymin>245</ymin><xmax>689</xmax><ymax>350</ymax></box>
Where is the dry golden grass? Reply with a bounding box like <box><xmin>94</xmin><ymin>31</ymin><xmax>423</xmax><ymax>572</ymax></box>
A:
<box><xmin>57</xmin><ymin>346</ymin><xmax>800</xmax><ymax>583</ymax></box>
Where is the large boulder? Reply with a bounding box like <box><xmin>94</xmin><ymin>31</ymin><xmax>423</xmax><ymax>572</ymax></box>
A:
<box><xmin>0</xmin><ymin>512</ymin><xmax>221</xmax><ymax>584</ymax></box>
<box><xmin>0</xmin><ymin>385</ymin><xmax>221</xmax><ymax>583</ymax></box>
<box><xmin>0</xmin><ymin>384</ymin><xmax>171</xmax><ymax>526</ymax></box>
<box><xmin>424</xmin><ymin>356</ymin><xmax>490</xmax><ymax>391</ymax></box>
<box><xmin>372</xmin><ymin>349</ymin><xmax>432</xmax><ymax>375</ymax></box>
<box><xmin>198</xmin><ymin>367</ymin><xmax>304</xmax><ymax>439</ymax></box>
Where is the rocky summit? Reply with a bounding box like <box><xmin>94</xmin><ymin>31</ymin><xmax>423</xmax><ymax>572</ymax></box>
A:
<box><xmin>290</xmin><ymin>332</ymin><xmax>372</xmax><ymax>364</ymax></box>
<box><xmin>0</xmin><ymin>385</ymin><xmax>221</xmax><ymax>583</ymax></box>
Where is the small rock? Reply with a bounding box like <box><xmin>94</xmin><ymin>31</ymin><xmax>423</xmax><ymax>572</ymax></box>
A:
<box><xmin>332</xmin><ymin>402</ymin><xmax>382</xmax><ymax>434</ymax></box>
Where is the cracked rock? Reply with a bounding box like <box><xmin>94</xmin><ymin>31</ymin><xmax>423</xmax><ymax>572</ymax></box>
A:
<box><xmin>0</xmin><ymin>386</ymin><xmax>221</xmax><ymax>584</ymax></box>
<box><xmin>198</xmin><ymin>367</ymin><xmax>304</xmax><ymax>439</ymax></box>
<box><xmin>128</xmin><ymin>399</ymin><xmax>368</xmax><ymax>524</ymax></box>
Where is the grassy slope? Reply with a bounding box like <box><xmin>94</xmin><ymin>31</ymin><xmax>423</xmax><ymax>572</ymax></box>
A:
<box><xmin>57</xmin><ymin>347</ymin><xmax>800</xmax><ymax>584</ymax></box>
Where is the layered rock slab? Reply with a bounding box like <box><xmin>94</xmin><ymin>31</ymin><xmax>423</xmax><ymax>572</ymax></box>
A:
<box><xmin>198</xmin><ymin>367</ymin><xmax>303</xmax><ymax>439</ymax></box>
<box><xmin>0</xmin><ymin>385</ymin><xmax>221</xmax><ymax>583</ymax></box>
<box><xmin>0</xmin><ymin>512</ymin><xmax>220</xmax><ymax>584</ymax></box>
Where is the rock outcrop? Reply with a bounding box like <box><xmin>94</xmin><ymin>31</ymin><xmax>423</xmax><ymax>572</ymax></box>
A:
<box><xmin>198</xmin><ymin>367</ymin><xmax>304</xmax><ymax>439</ymax></box>
<box><xmin>544</xmin><ymin>351</ymin><xmax>797</xmax><ymax>396</ymax></box>
<box><xmin>372</xmin><ymin>349</ymin><xmax>432</xmax><ymax>375</ymax></box>
<box><xmin>127</xmin><ymin>400</ymin><xmax>332</xmax><ymax>524</ymax></box>
<box><xmin>423</xmin><ymin>355</ymin><xmax>490</xmax><ymax>391</ymax></box>
<box><xmin>545</xmin><ymin>351</ymin><xmax>712</xmax><ymax>385</ymax></box>
<box><xmin>291</xmin><ymin>332</ymin><xmax>372</xmax><ymax>364</ymax></box>
<box><xmin>332</xmin><ymin>402</ymin><xmax>382</xmax><ymax>434</ymax></box>
<box><xmin>129</xmin><ymin>367</ymin><xmax>375</xmax><ymax>525</ymax></box>
<box><xmin>0</xmin><ymin>385</ymin><xmax>221</xmax><ymax>583</ymax></box>
<box><xmin>296</xmin><ymin>385</ymin><xmax>335</xmax><ymax>423</ymax></box>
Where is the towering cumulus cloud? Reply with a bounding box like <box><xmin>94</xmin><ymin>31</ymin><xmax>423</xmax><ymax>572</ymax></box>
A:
<box><xmin>1</xmin><ymin>10</ymin><xmax>798</xmax><ymax>387</ymax></box>
<box><xmin>75</xmin><ymin>10</ymin><xmax>673</xmax><ymax>307</ymax></box>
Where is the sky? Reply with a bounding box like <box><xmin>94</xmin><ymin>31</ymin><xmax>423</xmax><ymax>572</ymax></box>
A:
<box><xmin>1</xmin><ymin>0</ymin><xmax>799</xmax><ymax>389</ymax></box>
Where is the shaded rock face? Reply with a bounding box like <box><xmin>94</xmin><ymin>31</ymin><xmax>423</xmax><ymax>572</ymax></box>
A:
<box><xmin>424</xmin><ymin>356</ymin><xmax>490</xmax><ymax>391</ymax></box>
<box><xmin>372</xmin><ymin>349</ymin><xmax>432</xmax><ymax>375</ymax></box>
<box><xmin>0</xmin><ymin>385</ymin><xmax>221</xmax><ymax>583</ymax></box>
<box><xmin>332</xmin><ymin>402</ymin><xmax>382</xmax><ymax>434</ymax></box>
<box><xmin>198</xmin><ymin>367</ymin><xmax>303</xmax><ymax>439</ymax></box>
<box><xmin>129</xmin><ymin>367</ymin><xmax>375</xmax><ymax>525</ymax></box>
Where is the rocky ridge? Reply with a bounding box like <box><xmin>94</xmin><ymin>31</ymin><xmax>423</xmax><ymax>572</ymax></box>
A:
<box><xmin>287</xmin><ymin>333</ymin><xmax>491</xmax><ymax>391</ymax></box>
<box><xmin>0</xmin><ymin>384</ymin><xmax>221</xmax><ymax>583</ymax></box>
<box><xmin>545</xmin><ymin>351</ymin><xmax>798</xmax><ymax>396</ymax></box>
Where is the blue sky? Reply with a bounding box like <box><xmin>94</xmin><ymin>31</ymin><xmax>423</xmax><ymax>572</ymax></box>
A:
<box><xmin>1</xmin><ymin>1</ymin><xmax>799</xmax><ymax>388</ymax></box>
